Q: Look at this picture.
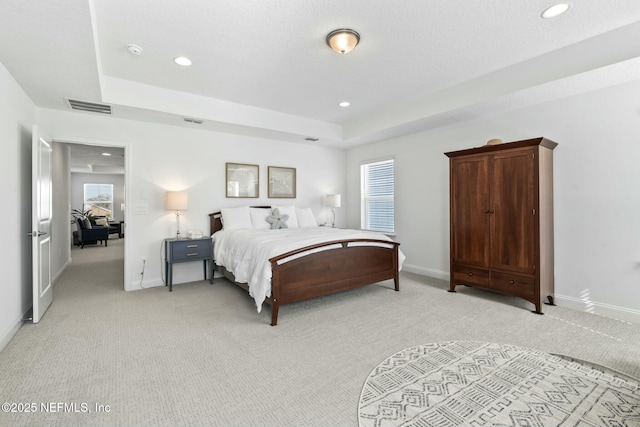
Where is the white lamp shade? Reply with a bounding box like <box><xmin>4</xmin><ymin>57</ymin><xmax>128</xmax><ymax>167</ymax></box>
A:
<box><xmin>165</xmin><ymin>191</ymin><xmax>188</xmax><ymax>211</ymax></box>
<box><xmin>325</xmin><ymin>194</ymin><xmax>341</xmax><ymax>208</ymax></box>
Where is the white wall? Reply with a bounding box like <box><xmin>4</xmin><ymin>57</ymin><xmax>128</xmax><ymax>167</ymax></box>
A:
<box><xmin>0</xmin><ymin>63</ymin><xmax>36</xmax><ymax>351</ymax></box>
<box><xmin>71</xmin><ymin>172</ymin><xmax>125</xmax><ymax>222</ymax></box>
<box><xmin>37</xmin><ymin>109</ymin><xmax>346</xmax><ymax>290</ymax></box>
<box><xmin>52</xmin><ymin>142</ymin><xmax>71</xmax><ymax>282</ymax></box>
<box><xmin>347</xmin><ymin>79</ymin><xmax>640</xmax><ymax>321</ymax></box>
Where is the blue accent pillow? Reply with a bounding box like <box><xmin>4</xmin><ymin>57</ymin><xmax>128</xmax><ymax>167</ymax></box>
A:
<box><xmin>266</xmin><ymin>208</ymin><xmax>289</xmax><ymax>229</ymax></box>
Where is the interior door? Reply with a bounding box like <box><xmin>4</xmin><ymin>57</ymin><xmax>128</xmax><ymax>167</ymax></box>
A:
<box><xmin>450</xmin><ymin>155</ymin><xmax>490</xmax><ymax>267</ymax></box>
<box><xmin>31</xmin><ymin>125</ymin><xmax>53</xmax><ymax>323</ymax></box>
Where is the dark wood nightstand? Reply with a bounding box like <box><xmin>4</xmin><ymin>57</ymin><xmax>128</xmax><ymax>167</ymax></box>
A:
<box><xmin>164</xmin><ymin>237</ymin><xmax>213</xmax><ymax>291</ymax></box>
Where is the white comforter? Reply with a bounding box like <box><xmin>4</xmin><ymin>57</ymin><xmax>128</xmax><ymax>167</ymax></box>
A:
<box><xmin>212</xmin><ymin>227</ymin><xmax>405</xmax><ymax>312</ymax></box>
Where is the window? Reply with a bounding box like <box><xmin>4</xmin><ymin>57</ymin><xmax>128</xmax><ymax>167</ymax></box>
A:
<box><xmin>84</xmin><ymin>183</ymin><xmax>114</xmax><ymax>218</ymax></box>
<box><xmin>360</xmin><ymin>158</ymin><xmax>394</xmax><ymax>233</ymax></box>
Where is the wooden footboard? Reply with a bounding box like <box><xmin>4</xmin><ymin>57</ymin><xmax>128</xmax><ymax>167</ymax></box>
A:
<box><xmin>268</xmin><ymin>239</ymin><xmax>400</xmax><ymax>325</ymax></box>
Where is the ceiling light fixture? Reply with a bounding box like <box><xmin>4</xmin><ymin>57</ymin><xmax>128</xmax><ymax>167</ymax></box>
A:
<box><xmin>541</xmin><ymin>3</ymin><xmax>570</xmax><ymax>18</ymax></box>
<box><xmin>101</xmin><ymin>152</ymin><xmax>111</xmax><ymax>156</ymax></box>
<box><xmin>339</xmin><ymin>101</ymin><xmax>351</xmax><ymax>107</ymax></box>
<box><xmin>174</xmin><ymin>56</ymin><xmax>192</xmax><ymax>66</ymax></box>
<box><xmin>127</xmin><ymin>44</ymin><xmax>143</xmax><ymax>55</ymax></box>
<box><xmin>326</xmin><ymin>29</ymin><xmax>360</xmax><ymax>54</ymax></box>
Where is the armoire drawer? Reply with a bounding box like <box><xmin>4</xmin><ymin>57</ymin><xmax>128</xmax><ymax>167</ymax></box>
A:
<box><xmin>452</xmin><ymin>265</ymin><xmax>489</xmax><ymax>286</ymax></box>
<box><xmin>490</xmin><ymin>272</ymin><xmax>534</xmax><ymax>299</ymax></box>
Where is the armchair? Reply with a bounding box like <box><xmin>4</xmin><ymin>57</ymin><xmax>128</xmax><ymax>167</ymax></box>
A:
<box><xmin>94</xmin><ymin>216</ymin><xmax>121</xmax><ymax>238</ymax></box>
<box><xmin>76</xmin><ymin>218</ymin><xmax>109</xmax><ymax>248</ymax></box>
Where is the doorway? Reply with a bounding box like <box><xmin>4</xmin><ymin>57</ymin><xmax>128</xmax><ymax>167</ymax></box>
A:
<box><xmin>55</xmin><ymin>141</ymin><xmax>127</xmax><ymax>291</ymax></box>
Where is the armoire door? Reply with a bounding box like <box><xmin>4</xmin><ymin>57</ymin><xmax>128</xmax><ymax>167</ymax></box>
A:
<box><xmin>490</xmin><ymin>148</ymin><xmax>536</xmax><ymax>274</ymax></box>
<box><xmin>450</xmin><ymin>155</ymin><xmax>490</xmax><ymax>268</ymax></box>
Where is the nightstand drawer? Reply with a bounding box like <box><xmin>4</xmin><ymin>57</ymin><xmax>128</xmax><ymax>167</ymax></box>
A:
<box><xmin>168</xmin><ymin>239</ymin><xmax>212</xmax><ymax>262</ymax></box>
<box><xmin>164</xmin><ymin>237</ymin><xmax>214</xmax><ymax>291</ymax></box>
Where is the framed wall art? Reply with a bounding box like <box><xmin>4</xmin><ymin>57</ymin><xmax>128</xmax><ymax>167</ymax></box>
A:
<box><xmin>268</xmin><ymin>166</ymin><xmax>296</xmax><ymax>198</ymax></box>
<box><xmin>226</xmin><ymin>162</ymin><xmax>259</xmax><ymax>198</ymax></box>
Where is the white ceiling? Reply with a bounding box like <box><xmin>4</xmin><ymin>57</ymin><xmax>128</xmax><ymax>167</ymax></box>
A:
<box><xmin>1</xmin><ymin>0</ymin><xmax>640</xmax><ymax>148</ymax></box>
<box><xmin>68</xmin><ymin>144</ymin><xmax>124</xmax><ymax>174</ymax></box>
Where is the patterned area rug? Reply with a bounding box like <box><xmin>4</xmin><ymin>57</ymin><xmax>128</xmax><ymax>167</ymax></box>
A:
<box><xmin>359</xmin><ymin>341</ymin><xmax>640</xmax><ymax>427</ymax></box>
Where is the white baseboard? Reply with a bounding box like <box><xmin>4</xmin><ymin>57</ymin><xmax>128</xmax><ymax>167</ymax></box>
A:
<box><xmin>554</xmin><ymin>294</ymin><xmax>640</xmax><ymax>324</ymax></box>
<box><xmin>0</xmin><ymin>308</ymin><xmax>30</xmax><ymax>354</ymax></box>
<box><xmin>126</xmin><ymin>278</ymin><xmax>164</xmax><ymax>291</ymax></box>
<box><xmin>0</xmin><ymin>259</ymin><xmax>72</xmax><ymax>354</ymax></box>
<box><xmin>52</xmin><ymin>258</ymin><xmax>72</xmax><ymax>285</ymax></box>
<box><xmin>402</xmin><ymin>264</ymin><xmax>449</xmax><ymax>281</ymax></box>
<box><xmin>402</xmin><ymin>267</ymin><xmax>640</xmax><ymax>324</ymax></box>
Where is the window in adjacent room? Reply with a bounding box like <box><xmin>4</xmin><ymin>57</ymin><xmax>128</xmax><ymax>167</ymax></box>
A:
<box><xmin>84</xmin><ymin>183</ymin><xmax>114</xmax><ymax>218</ymax></box>
<box><xmin>360</xmin><ymin>158</ymin><xmax>394</xmax><ymax>233</ymax></box>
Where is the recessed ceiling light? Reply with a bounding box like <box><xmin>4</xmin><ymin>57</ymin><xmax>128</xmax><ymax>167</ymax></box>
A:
<box><xmin>541</xmin><ymin>3</ymin><xmax>570</xmax><ymax>18</ymax></box>
<box><xmin>174</xmin><ymin>56</ymin><xmax>192</xmax><ymax>66</ymax></box>
<box><xmin>339</xmin><ymin>101</ymin><xmax>351</xmax><ymax>107</ymax></box>
<box><xmin>127</xmin><ymin>44</ymin><xmax>143</xmax><ymax>55</ymax></box>
<box><xmin>101</xmin><ymin>152</ymin><xmax>111</xmax><ymax>156</ymax></box>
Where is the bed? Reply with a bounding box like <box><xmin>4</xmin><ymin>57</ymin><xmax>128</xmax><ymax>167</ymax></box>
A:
<box><xmin>209</xmin><ymin>207</ymin><xmax>403</xmax><ymax>325</ymax></box>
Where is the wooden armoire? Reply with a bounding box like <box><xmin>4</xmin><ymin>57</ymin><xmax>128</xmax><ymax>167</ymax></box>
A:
<box><xmin>445</xmin><ymin>137</ymin><xmax>557</xmax><ymax>314</ymax></box>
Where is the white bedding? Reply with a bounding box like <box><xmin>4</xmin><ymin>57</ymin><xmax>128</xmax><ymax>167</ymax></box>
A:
<box><xmin>212</xmin><ymin>227</ymin><xmax>405</xmax><ymax>312</ymax></box>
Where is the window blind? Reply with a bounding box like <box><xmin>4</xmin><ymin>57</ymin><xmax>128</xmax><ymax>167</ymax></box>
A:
<box><xmin>360</xmin><ymin>158</ymin><xmax>394</xmax><ymax>233</ymax></box>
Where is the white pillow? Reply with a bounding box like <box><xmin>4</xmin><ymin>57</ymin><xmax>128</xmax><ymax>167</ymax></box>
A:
<box><xmin>221</xmin><ymin>206</ymin><xmax>253</xmax><ymax>230</ymax></box>
<box><xmin>271</xmin><ymin>205</ymin><xmax>298</xmax><ymax>228</ymax></box>
<box><xmin>250</xmin><ymin>208</ymin><xmax>271</xmax><ymax>229</ymax></box>
<box><xmin>94</xmin><ymin>217</ymin><xmax>109</xmax><ymax>226</ymax></box>
<box><xmin>296</xmin><ymin>208</ymin><xmax>318</xmax><ymax>227</ymax></box>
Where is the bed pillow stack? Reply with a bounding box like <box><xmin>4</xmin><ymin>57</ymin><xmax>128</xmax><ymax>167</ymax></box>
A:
<box><xmin>221</xmin><ymin>205</ymin><xmax>319</xmax><ymax>230</ymax></box>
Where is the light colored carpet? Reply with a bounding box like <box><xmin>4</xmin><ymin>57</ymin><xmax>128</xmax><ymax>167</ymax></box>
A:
<box><xmin>359</xmin><ymin>341</ymin><xmax>640</xmax><ymax>426</ymax></box>
<box><xmin>0</xmin><ymin>238</ymin><xmax>639</xmax><ymax>426</ymax></box>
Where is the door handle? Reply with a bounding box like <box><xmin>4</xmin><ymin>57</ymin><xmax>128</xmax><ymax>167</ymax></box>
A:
<box><xmin>27</xmin><ymin>231</ymin><xmax>47</xmax><ymax>237</ymax></box>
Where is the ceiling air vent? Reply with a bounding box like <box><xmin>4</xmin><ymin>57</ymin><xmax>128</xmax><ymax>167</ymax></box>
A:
<box><xmin>67</xmin><ymin>99</ymin><xmax>112</xmax><ymax>114</ymax></box>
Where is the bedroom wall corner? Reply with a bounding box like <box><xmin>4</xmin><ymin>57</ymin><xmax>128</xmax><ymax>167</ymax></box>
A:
<box><xmin>345</xmin><ymin>78</ymin><xmax>640</xmax><ymax>318</ymax></box>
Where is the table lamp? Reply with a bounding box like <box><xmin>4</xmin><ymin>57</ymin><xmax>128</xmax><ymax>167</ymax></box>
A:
<box><xmin>325</xmin><ymin>194</ymin><xmax>341</xmax><ymax>228</ymax></box>
<box><xmin>165</xmin><ymin>191</ymin><xmax>188</xmax><ymax>239</ymax></box>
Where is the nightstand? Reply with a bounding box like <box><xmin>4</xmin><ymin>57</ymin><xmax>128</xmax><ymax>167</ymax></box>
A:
<box><xmin>164</xmin><ymin>237</ymin><xmax>213</xmax><ymax>291</ymax></box>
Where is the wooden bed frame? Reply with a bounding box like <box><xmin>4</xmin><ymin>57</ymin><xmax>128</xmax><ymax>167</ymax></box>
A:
<box><xmin>209</xmin><ymin>210</ymin><xmax>400</xmax><ymax>325</ymax></box>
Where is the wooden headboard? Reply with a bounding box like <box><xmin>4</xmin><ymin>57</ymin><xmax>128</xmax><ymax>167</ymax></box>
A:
<box><xmin>209</xmin><ymin>206</ymin><xmax>271</xmax><ymax>236</ymax></box>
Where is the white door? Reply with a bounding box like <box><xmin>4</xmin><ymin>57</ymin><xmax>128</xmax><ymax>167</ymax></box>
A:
<box><xmin>30</xmin><ymin>125</ymin><xmax>53</xmax><ymax>323</ymax></box>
